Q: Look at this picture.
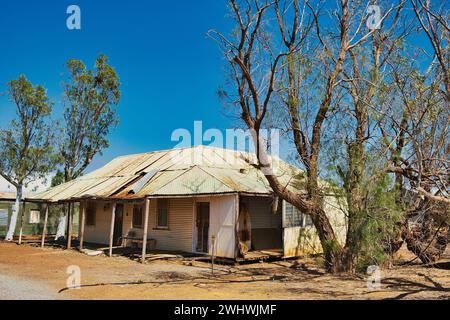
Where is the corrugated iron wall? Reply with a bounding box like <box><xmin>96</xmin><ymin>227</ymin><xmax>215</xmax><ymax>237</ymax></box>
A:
<box><xmin>149</xmin><ymin>198</ymin><xmax>194</xmax><ymax>252</ymax></box>
<box><xmin>119</xmin><ymin>198</ymin><xmax>194</xmax><ymax>252</ymax></box>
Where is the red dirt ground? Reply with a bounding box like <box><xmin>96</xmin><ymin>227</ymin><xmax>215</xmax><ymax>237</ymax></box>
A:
<box><xmin>0</xmin><ymin>242</ymin><xmax>448</xmax><ymax>300</ymax></box>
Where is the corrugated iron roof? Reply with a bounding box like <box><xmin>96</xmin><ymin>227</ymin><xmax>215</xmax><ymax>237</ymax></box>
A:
<box><xmin>0</xmin><ymin>191</ymin><xmax>35</xmax><ymax>201</ymax></box>
<box><xmin>28</xmin><ymin>145</ymin><xmax>305</xmax><ymax>202</ymax></box>
<box><xmin>0</xmin><ymin>192</ymin><xmax>16</xmax><ymax>201</ymax></box>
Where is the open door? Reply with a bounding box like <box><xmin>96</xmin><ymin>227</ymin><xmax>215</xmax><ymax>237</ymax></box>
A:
<box><xmin>113</xmin><ymin>204</ymin><xmax>124</xmax><ymax>246</ymax></box>
<box><xmin>237</xmin><ymin>202</ymin><xmax>252</xmax><ymax>255</ymax></box>
<box><xmin>196</xmin><ymin>202</ymin><xmax>210</xmax><ymax>253</ymax></box>
<box><xmin>282</xmin><ymin>200</ymin><xmax>304</xmax><ymax>258</ymax></box>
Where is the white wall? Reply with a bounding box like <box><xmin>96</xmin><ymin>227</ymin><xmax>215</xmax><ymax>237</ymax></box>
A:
<box><xmin>119</xmin><ymin>199</ymin><xmax>195</xmax><ymax>252</ymax></box>
<box><xmin>83</xmin><ymin>201</ymin><xmax>112</xmax><ymax>245</ymax></box>
<box><xmin>207</xmin><ymin>195</ymin><xmax>237</xmax><ymax>258</ymax></box>
<box><xmin>282</xmin><ymin>196</ymin><xmax>347</xmax><ymax>257</ymax></box>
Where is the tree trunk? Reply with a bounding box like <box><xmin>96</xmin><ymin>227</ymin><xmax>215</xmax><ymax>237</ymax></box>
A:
<box><xmin>18</xmin><ymin>200</ymin><xmax>25</xmax><ymax>245</ymax></box>
<box><xmin>5</xmin><ymin>185</ymin><xmax>22</xmax><ymax>241</ymax></box>
<box><xmin>66</xmin><ymin>202</ymin><xmax>73</xmax><ymax>249</ymax></box>
<box><xmin>55</xmin><ymin>205</ymin><xmax>67</xmax><ymax>241</ymax></box>
<box><xmin>310</xmin><ymin>206</ymin><xmax>346</xmax><ymax>273</ymax></box>
<box><xmin>342</xmin><ymin>140</ymin><xmax>366</xmax><ymax>273</ymax></box>
<box><xmin>54</xmin><ymin>169</ymin><xmax>75</xmax><ymax>241</ymax></box>
<box><xmin>308</xmin><ymin>160</ymin><xmax>348</xmax><ymax>273</ymax></box>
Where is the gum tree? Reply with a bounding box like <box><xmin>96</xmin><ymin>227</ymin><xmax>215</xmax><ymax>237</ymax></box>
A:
<box><xmin>210</xmin><ymin>0</ymin><xmax>405</xmax><ymax>272</ymax></box>
<box><xmin>0</xmin><ymin>75</ymin><xmax>57</xmax><ymax>241</ymax></box>
<box><xmin>380</xmin><ymin>51</ymin><xmax>449</xmax><ymax>263</ymax></box>
<box><xmin>54</xmin><ymin>54</ymin><xmax>121</xmax><ymax>239</ymax></box>
<box><xmin>374</xmin><ymin>0</ymin><xmax>449</xmax><ymax>263</ymax></box>
<box><xmin>333</xmin><ymin>1</ymin><xmax>407</xmax><ymax>270</ymax></box>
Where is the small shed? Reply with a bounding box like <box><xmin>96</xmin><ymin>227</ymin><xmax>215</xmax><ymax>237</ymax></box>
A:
<box><xmin>28</xmin><ymin>146</ymin><xmax>346</xmax><ymax>261</ymax></box>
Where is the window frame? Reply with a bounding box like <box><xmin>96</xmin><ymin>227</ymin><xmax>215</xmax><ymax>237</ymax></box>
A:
<box><xmin>283</xmin><ymin>201</ymin><xmax>304</xmax><ymax>228</ymax></box>
<box><xmin>132</xmin><ymin>204</ymin><xmax>144</xmax><ymax>229</ymax></box>
<box><xmin>156</xmin><ymin>198</ymin><xmax>169</xmax><ymax>229</ymax></box>
<box><xmin>29</xmin><ymin>209</ymin><xmax>40</xmax><ymax>224</ymax></box>
<box><xmin>86</xmin><ymin>204</ymin><xmax>96</xmax><ymax>226</ymax></box>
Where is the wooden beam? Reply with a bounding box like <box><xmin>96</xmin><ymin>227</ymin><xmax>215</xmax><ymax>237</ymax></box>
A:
<box><xmin>141</xmin><ymin>198</ymin><xmax>150</xmax><ymax>263</ymax></box>
<box><xmin>41</xmin><ymin>204</ymin><xmax>49</xmax><ymax>248</ymax></box>
<box><xmin>79</xmin><ymin>201</ymin><xmax>86</xmax><ymax>251</ymax></box>
<box><xmin>67</xmin><ymin>203</ymin><xmax>73</xmax><ymax>249</ymax></box>
<box><xmin>18</xmin><ymin>201</ymin><xmax>25</xmax><ymax>245</ymax></box>
<box><xmin>234</xmin><ymin>193</ymin><xmax>240</xmax><ymax>259</ymax></box>
<box><xmin>108</xmin><ymin>202</ymin><xmax>116</xmax><ymax>257</ymax></box>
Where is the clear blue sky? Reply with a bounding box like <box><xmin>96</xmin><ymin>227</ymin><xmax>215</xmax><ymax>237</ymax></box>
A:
<box><xmin>0</xmin><ymin>0</ymin><xmax>236</xmax><ymax>171</ymax></box>
<box><xmin>0</xmin><ymin>1</ymin><xmax>435</xmax><ymax>175</ymax></box>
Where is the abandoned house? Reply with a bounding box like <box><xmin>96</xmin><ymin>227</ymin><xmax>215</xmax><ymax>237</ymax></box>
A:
<box><xmin>27</xmin><ymin>145</ymin><xmax>346</xmax><ymax>262</ymax></box>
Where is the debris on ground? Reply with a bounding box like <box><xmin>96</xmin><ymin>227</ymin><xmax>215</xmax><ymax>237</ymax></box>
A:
<box><xmin>81</xmin><ymin>249</ymin><xmax>104</xmax><ymax>256</ymax></box>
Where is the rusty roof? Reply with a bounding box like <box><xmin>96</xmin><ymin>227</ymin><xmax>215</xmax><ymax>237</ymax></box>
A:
<box><xmin>28</xmin><ymin>145</ymin><xmax>305</xmax><ymax>203</ymax></box>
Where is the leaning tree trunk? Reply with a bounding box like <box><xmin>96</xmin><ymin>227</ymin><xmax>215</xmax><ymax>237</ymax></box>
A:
<box><xmin>382</xmin><ymin>219</ymin><xmax>406</xmax><ymax>256</ymax></box>
<box><xmin>404</xmin><ymin>218</ymin><xmax>448</xmax><ymax>264</ymax></box>
<box><xmin>404</xmin><ymin>200</ymin><xmax>449</xmax><ymax>264</ymax></box>
<box><xmin>5</xmin><ymin>185</ymin><xmax>22</xmax><ymax>241</ymax></box>
<box><xmin>308</xmin><ymin>205</ymin><xmax>346</xmax><ymax>273</ymax></box>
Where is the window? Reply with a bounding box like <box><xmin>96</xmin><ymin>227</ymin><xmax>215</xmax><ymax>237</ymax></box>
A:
<box><xmin>284</xmin><ymin>202</ymin><xmax>303</xmax><ymax>228</ymax></box>
<box><xmin>86</xmin><ymin>204</ymin><xmax>96</xmax><ymax>226</ymax></box>
<box><xmin>0</xmin><ymin>209</ymin><xmax>7</xmax><ymax>226</ymax></box>
<box><xmin>133</xmin><ymin>205</ymin><xmax>143</xmax><ymax>228</ymax></box>
<box><xmin>29</xmin><ymin>210</ymin><xmax>40</xmax><ymax>224</ymax></box>
<box><xmin>156</xmin><ymin>199</ymin><xmax>168</xmax><ymax>228</ymax></box>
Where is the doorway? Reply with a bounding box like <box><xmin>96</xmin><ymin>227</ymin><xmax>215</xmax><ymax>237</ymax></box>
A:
<box><xmin>195</xmin><ymin>202</ymin><xmax>210</xmax><ymax>253</ymax></box>
<box><xmin>113</xmin><ymin>204</ymin><xmax>124</xmax><ymax>246</ymax></box>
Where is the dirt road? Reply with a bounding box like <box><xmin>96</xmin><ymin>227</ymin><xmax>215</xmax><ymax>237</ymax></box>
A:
<box><xmin>0</xmin><ymin>242</ymin><xmax>448</xmax><ymax>300</ymax></box>
<box><xmin>0</xmin><ymin>273</ymin><xmax>64</xmax><ymax>300</ymax></box>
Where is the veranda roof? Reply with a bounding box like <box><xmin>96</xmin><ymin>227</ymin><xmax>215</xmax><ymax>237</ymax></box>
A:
<box><xmin>0</xmin><ymin>192</ymin><xmax>16</xmax><ymax>201</ymax></box>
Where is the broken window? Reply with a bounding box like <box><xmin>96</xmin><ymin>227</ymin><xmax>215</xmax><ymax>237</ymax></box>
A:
<box><xmin>157</xmin><ymin>199</ymin><xmax>168</xmax><ymax>228</ymax></box>
<box><xmin>133</xmin><ymin>204</ymin><xmax>143</xmax><ymax>228</ymax></box>
<box><xmin>86</xmin><ymin>204</ymin><xmax>96</xmax><ymax>226</ymax></box>
<box><xmin>284</xmin><ymin>202</ymin><xmax>303</xmax><ymax>228</ymax></box>
<box><xmin>29</xmin><ymin>210</ymin><xmax>40</xmax><ymax>224</ymax></box>
<box><xmin>284</xmin><ymin>201</ymin><xmax>315</xmax><ymax>228</ymax></box>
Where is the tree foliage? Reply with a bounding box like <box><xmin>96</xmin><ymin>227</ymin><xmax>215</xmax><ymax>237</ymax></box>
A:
<box><xmin>0</xmin><ymin>75</ymin><xmax>57</xmax><ymax>187</ymax></box>
<box><xmin>60</xmin><ymin>54</ymin><xmax>121</xmax><ymax>182</ymax></box>
<box><xmin>212</xmin><ymin>0</ymin><xmax>448</xmax><ymax>272</ymax></box>
<box><xmin>0</xmin><ymin>75</ymin><xmax>58</xmax><ymax>240</ymax></box>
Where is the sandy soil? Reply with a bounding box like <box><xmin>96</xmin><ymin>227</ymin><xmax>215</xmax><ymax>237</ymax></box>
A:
<box><xmin>0</xmin><ymin>242</ymin><xmax>448</xmax><ymax>300</ymax></box>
